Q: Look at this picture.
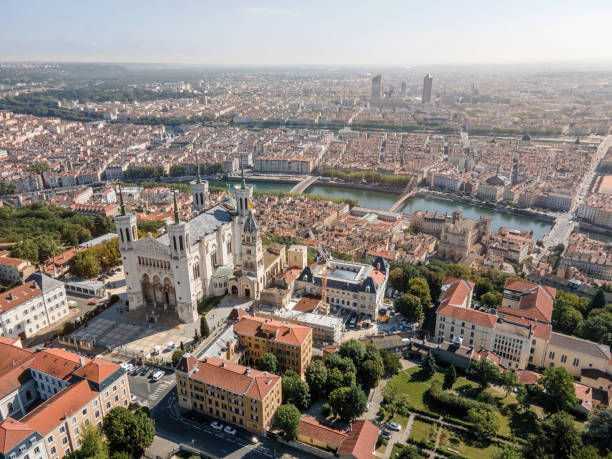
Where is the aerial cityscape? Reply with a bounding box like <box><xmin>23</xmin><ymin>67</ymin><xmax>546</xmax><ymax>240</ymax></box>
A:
<box><xmin>0</xmin><ymin>1</ymin><xmax>611</xmax><ymax>459</ymax></box>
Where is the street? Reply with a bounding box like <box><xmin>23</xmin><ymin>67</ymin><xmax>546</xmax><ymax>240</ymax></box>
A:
<box><xmin>149</xmin><ymin>390</ymin><xmax>316</xmax><ymax>459</ymax></box>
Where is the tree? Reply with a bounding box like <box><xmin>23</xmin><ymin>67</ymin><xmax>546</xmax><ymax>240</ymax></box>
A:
<box><xmin>93</xmin><ymin>215</ymin><xmax>115</xmax><ymax>236</ymax></box>
<box><xmin>578</xmin><ymin>308</ymin><xmax>612</xmax><ymax>347</ymax></box>
<box><xmin>325</xmin><ymin>353</ymin><xmax>357</xmax><ymax>375</ymax></box>
<box><xmin>200</xmin><ymin>315</ymin><xmax>210</xmax><ymax>338</ymax></box>
<box><xmin>443</xmin><ymin>365</ymin><xmax>457</xmax><ymax>390</ymax></box>
<box><xmin>552</xmin><ymin>300</ymin><xmax>584</xmax><ymax>334</ymax></box>
<box><xmin>193</xmin><ymin>329</ymin><xmax>201</xmax><ymax>344</ymax></box>
<box><xmin>471</xmin><ymin>358</ymin><xmax>500</xmax><ymax>389</ymax></box>
<box><xmin>274</xmin><ymin>404</ymin><xmax>301</xmax><ymax>441</ymax></box>
<box><xmin>590</xmin><ymin>289</ymin><xmax>607</xmax><ymax>311</ymax></box>
<box><xmin>582</xmin><ymin>408</ymin><xmax>612</xmax><ymax>452</ymax></box>
<box><xmin>364</xmin><ymin>343</ymin><xmax>382</xmax><ymax>366</ymax></box>
<box><xmin>102</xmin><ymin>407</ymin><xmax>155</xmax><ymax>457</ymax></box>
<box><xmin>480</xmin><ymin>291</ymin><xmax>502</xmax><ymax>308</ymax></box>
<box><xmin>305</xmin><ymin>361</ymin><xmax>328</xmax><ymax>398</ymax></box>
<box><xmin>10</xmin><ymin>239</ymin><xmax>39</xmax><ymax>263</ymax></box>
<box><xmin>500</xmin><ymin>370</ymin><xmax>520</xmax><ymax>397</ymax></box>
<box><xmin>70</xmin><ymin>250</ymin><xmax>102</xmax><ymax>278</ymax></box>
<box><xmin>539</xmin><ymin>367</ymin><xmax>577</xmax><ymax>414</ymax></box>
<box><xmin>172</xmin><ymin>349</ymin><xmax>186</xmax><ymax>367</ymax></box>
<box><xmin>389</xmin><ymin>267</ymin><xmax>407</xmax><ymax>293</ymax></box>
<box><xmin>282</xmin><ymin>373</ymin><xmax>310</xmax><ymax>410</ymax></box>
<box><xmin>110</xmin><ymin>452</ymin><xmax>131</xmax><ymax>459</ymax></box>
<box><xmin>339</xmin><ymin>339</ymin><xmax>365</xmax><ymax>367</ymax></box>
<box><xmin>395</xmin><ymin>445</ymin><xmax>422</xmax><ymax>459</ymax></box>
<box><xmin>257</xmin><ymin>353</ymin><xmax>278</xmax><ymax>374</ymax></box>
<box><xmin>326</xmin><ymin>367</ymin><xmax>346</xmax><ymax>392</ymax></box>
<box><xmin>395</xmin><ymin>293</ymin><xmax>423</xmax><ymax>322</ymax></box>
<box><xmin>68</xmin><ymin>422</ymin><xmax>108</xmax><ymax>459</ymax></box>
<box><xmin>407</xmin><ymin>277</ymin><xmax>431</xmax><ymax>307</ymax></box>
<box><xmin>420</xmin><ymin>352</ymin><xmax>437</xmax><ymax>379</ymax></box>
<box><xmin>474</xmin><ymin>279</ymin><xmax>496</xmax><ymax>299</ymax></box>
<box><xmin>468</xmin><ymin>407</ymin><xmax>499</xmax><ymax>439</ymax></box>
<box><xmin>380</xmin><ymin>349</ymin><xmax>401</xmax><ymax>377</ymax></box>
<box><xmin>359</xmin><ymin>359</ymin><xmax>383</xmax><ymax>391</ymax></box>
<box><xmin>524</xmin><ymin>412</ymin><xmax>582</xmax><ymax>459</ymax></box>
<box><xmin>329</xmin><ymin>385</ymin><xmax>367</xmax><ymax>422</ymax></box>
<box><xmin>494</xmin><ymin>446</ymin><xmax>524</xmax><ymax>459</ymax></box>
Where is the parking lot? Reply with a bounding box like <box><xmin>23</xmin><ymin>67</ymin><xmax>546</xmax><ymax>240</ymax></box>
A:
<box><xmin>124</xmin><ymin>364</ymin><xmax>176</xmax><ymax>409</ymax></box>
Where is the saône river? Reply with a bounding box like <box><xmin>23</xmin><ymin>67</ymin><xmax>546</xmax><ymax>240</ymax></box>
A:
<box><xmin>209</xmin><ymin>179</ymin><xmax>552</xmax><ymax>240</ymax></box>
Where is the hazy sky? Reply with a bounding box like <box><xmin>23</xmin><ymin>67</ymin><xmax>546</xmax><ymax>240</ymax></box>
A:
<box><xmin>2</xmin><ymin>0</ymin><xmax>612</xmax><ymax>66</ymax></box>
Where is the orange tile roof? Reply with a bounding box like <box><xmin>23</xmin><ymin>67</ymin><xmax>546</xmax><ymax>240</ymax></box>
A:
<box><xmin>28</xmin><ymin>349</ymin><xmax>88</xmax><ymax>381</ymax></box>
<box><xmin>234</xmin><ymin>316</ymin><xmax>311</xmax><ymax>347</ymax></box>
<box><xmin>574</xmin><ymin>382</ymin><xmax>593</xmax><ymax>411</ymax></box>
<box><xmin>0</xmin><ymin>257</ymin><xmax>29</xmax><ymax>268</ymax></box>
<box><xmin>369</xmin><ymin>269</ymin><xmax>386</xmax><ymax>286</ymax></box>
<box><xmin>185</xmin><ymin>356</ymin><xmax>279</xmax><ymax>401</ymax></box>
<box><xmin>440</xmin><ymin>278</ymin><xmax>474</xmax><ymax>308</ymax></box>
<box><xmin>337</xmin><ymin>419</ymin><xmax>379</xmax><ymax>459</ymax></box>
<box><xmin>299</xmin><ymin>417</ymin><xmax>347</xmax><ymax>449</ymax></box>
<box><xmin>21</xmin><ymin>380</ymin><xmax>98</xmax><ymax>435</ymax></box>
<box><xmin>294</xmin><ymin>295</ymin><xmax>321</xmax><ymax>313</ymax></box>
<box><xmin>73</xmin><ymin>358</ymin><xmax>119</xmax><ymax>384</ymax></box>
<box><xmin>0</xmin><ymin>281</ymin><xmax>41</xmax><ymax>313</ymax></box>
<box><xmin>437</xmin><ymin>304</ymin><xmax>497</xmax><ymax>328</ymax></box>
<box><xmin>0</xmin><ymin>418</ymin><xmax>35</xmax><ymax>454</ymax></box>
<box><xmin>0</xmin><ymin>342</ymin><xmax>32</xmax><ymax>375</ymax></box>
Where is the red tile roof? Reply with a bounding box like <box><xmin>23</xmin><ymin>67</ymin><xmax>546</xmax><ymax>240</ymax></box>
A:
<box><xmin>28</xmin><ymin>349</ymin><xmax>88</xmax><ymax>381</ymax></box>
<box><xmin>369</xmin><ymin>269</ymin><xmax>386</xmax><ymax>286</ymax></box>
<box><xmin>234</xmin><ymin>316</ymin><xmax>311</xmax><ymax>347</ymax></box>
<box><xmin>21</xmin><ymin>380</ymin><xmax>98</xmax><ymax>435</ymax></box>
<box><xmin>185</xmin><ymin>356</ymin><xmax>280</xmax><ymax>401</ymax></box>
<box><xmin>294</xmin><ymin>295</ymin><xmax>321</xmax><ymax>313</ymax></box>
<box><xmin>574</xmin><ymin>383</ymin><xmax>593</xmax><ymax>411</ymax></box>
<box><xmin>440</xmin><ymin>278</ymin><xmax>474</xmax><ymax>308</ymax></box>
<box><xmin>299</xmin><ymin>417</ymin><xmax>347</xmax><ymax>449</ymax></box>
<box><xmin>437</xmin><ymin>304</ymin><xmax>497</xmax><ymax>328</ymax></box>
<box><xmin>73</xmin><ymin>358</ymin><xmax>119</xmax><ymax>384</ymax></box>
<box><xmin>337</xmin><ymin>420</ymin><xmax>379</xmax><ymax>459</ymax></box>
<box><xmin>0</xmin><ymin>418</ymin><xmax>35</xmax><ymax>454</ymax></box>
<box><xmin>0</xmin><ymin>281</ymin><xmax>41</xmax><ymax>313</ymax></box>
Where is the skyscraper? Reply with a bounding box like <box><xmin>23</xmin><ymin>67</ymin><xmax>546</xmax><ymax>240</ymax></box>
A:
<box><xmin>371</xmin><ymin>74</ymin><xmax>382</xmax><ymax>101</ymax></box>
<box><xmin>422</xmin><ymin>73</ymin><xmax>433</xmax><ymax>103</ymax></box>
<box><xmin>400</xmin><ymin>81</ymin><xmax>407</xmax><ymax>97</ymax></box>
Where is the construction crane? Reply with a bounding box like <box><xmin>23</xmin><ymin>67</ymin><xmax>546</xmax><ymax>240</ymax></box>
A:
<box><xmin>309</xmin><ymin>229</ymin><xmax>333</xmax><ymax>314</ymax></box>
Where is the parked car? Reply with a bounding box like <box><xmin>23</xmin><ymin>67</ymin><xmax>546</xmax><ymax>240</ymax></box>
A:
<box><xmin>388</xmin><ymin>422</ymin><xmax>401</xmax><ymax>431</ymax></box>
<box><xmin>151</xmin><ymin>370</ymin><xmax>164</xmax><ymax>382</ymax></box>
<box><xmin>224</xmin><ymin>426</ymin><xmax>237</xmax><ymax>435</ymax></box>
<box><xmin>381</xmin><ymin>430</ymin><xmax>392</xmax><ymax>439</ymax></box>
<box><xmin>211</xmin><ymin>421</ymin><xmax>224</xmax><ymax>430</ymax></box>
<box><xmin>87</xmin><ymin>300</ymin><xmax>98</xmax><ymax>306</ymax></box>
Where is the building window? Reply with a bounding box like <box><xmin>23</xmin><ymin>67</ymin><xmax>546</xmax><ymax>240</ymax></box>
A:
<box><xmin>573</xmin><ymin>358</ymin><xmax>580</xmax><ymax>367</ymax></box>
<box><xmin>560</xmin><ymin>355</ymin><xmax>567</xmax><ymax>363</ymax></box>
<box><xmin>47</xmin><ymin>436</ymin><xmax>53</xmax><ymax>443</ymax></box>
<box><xmin>548</xmin><ymin>352</ymin><xmax>555</xmax><ymax>359</ymax></box>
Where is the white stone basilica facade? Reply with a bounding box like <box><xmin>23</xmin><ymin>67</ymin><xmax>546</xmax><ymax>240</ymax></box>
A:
<box><xmin>114</xmin><ymin>176</ymin><xmax>265</xmax><ymax>323</ymax></box>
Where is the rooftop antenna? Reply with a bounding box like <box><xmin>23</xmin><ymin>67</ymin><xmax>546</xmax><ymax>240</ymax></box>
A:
<box><xmin>119</xmin><ymin>185</ymin><xmax>125</xmax><ymax>216</ymax></box>
<box><xmin>173</xmin><ymin>191</ymin><xmax>179</xmax><ymax>224</ymax></box>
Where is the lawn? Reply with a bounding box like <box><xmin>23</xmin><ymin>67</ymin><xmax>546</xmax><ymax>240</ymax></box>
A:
<box><xmin>390</xmin><ymin>414</ymin><xmax>410</xmax><ymax>430</ymax></box>
<box><xmin>439</xmin><ymin>428</ymin><xmax>502</xmax><ymax>459</ymax></box>
<box><xmin>409</xmin><ymin>419</ymin><xmax>435</xmax><ymax>444</ymax></box>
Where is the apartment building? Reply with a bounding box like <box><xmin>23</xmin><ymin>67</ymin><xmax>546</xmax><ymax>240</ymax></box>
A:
<box><xmin>0</xmin><ymin>274</ymin><xmax>69</xmax><ymax>339</ymax></box>
<box><xmin>0</xmin><ymin>256</ymin><xmax>34</xmax><ymax>284</ymax></box>
<box><xmin>0</xmin><ymin>342</ymin><xmax>129</xmax><ymax>459</ymax></box>
<box><xmin>255</xmin><ymin>308</ymin><xmax>343</xmax><ymax>345</ymax></box>
<box><xmin>559</xmin><ymin>232</ymin><xmax>612</xmax><ymax>281</ymax></box>
<box><xmin>295</xmin><ymin>257</ymin><xmax>388</xmax><ymax>319</ymax></box>
<box><xmin>175</xmin><ymin>355</ymin><xmax>281</xmax><ymax>435</ymax></box>
<box><xmin>234</xmin><ymin>316</ymin><xmax>312</xmax><ymax>377</ymax></box>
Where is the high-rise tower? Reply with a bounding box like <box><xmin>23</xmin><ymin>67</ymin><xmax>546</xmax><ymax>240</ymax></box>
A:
<box><xmin>371</xmin><ymin>74</ymin><xmax>382</xmax><ymax>101</ymax></box>
<box><xmin>511</xmin><ymin>153</ymin><xmax>520</xmax><ymax>185</ymax></box>
<box><xmin>422</xmin><ymin>74</ymin><xmax>433</xmax><ymax>103</ymax></box>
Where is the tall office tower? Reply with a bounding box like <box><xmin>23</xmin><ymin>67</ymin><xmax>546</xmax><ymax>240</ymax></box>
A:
<box><xmin>371</xmin><ymin>74</ymin><xmax>382</xmax><ymax>101</ymax></box>
<box><xmin>422</xmin><ymin>73</ymin><xmax>433</xmax><ymax>103</ymax></box>
<box><xmin>400</xmin><ymin>81</ymin><xmax>407</xmax><ymax>97</ymax></box>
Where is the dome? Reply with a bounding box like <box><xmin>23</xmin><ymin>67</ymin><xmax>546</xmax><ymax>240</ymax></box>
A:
<box><xmin>212</xmin><ymin>265</ymin><xmax>232</xmax><ymax>278</ymax></box>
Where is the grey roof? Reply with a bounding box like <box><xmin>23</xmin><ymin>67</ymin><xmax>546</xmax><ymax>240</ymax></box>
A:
<box><xmin>549</xmin><ymin>332</ymin><xmax>610</xmax><ymax>360</ymax></box>
<box><xmin>26</xmin><ymin>272</ymin><xmax>64</xmax><ymax>292</ymax></box>
<box><xmin>157</xmin><ymin>205</ymin><xmax>233</xmax><ymax>246</ymax></box>
<box><xmin>243</xmin><ymin>212</ymin><xmax>258</xmax><ymax>233</ymax></box>
<box><xmin>78</xmin><ymin>233</ymin><xmax>118</xmax><ymax>249</ymax></box>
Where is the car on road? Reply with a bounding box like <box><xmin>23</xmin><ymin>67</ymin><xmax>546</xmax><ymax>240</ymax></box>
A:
<box><xmin>388</xmin><ymin>422</ymin><xmax>401</xmax><ymax>431</ymax></box>
<box><xmin>251</xmin><ymin>436</ymin><xmax>259</xmax><ymax>444</ymax></box>
<box><xmin>381</xmin><ymin>430</ymin><xmax>392</xmax><ymax>439</ymax></box>
<box><xmin>211</xmin><ymin>421</ymin><xmax>224</xmax><ymax>430</ymax></box>
<box><xmin>130</xmin><ymin>394</ymin><xmax>137</xmax><ymax>402</ymax></box>
<box><xmin>366</xmin><ymin>402</ymin><xmax>371</xmax><ymax>410</ymax></box>
<box><xmin>224</xmin><ymin>426</ymin><xmax>237</xmax><ymax>435</ymax></box>
<box><xmin>87</xmin><ymin>300</ymin><xmax>98</xmax><ymax>306</ymax></box>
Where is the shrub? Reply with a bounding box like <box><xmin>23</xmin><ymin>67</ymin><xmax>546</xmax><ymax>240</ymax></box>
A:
<box><xmin>427</xmin><ymin>382</ymin><xmax>492</xmax><ymax>416</ymax></box>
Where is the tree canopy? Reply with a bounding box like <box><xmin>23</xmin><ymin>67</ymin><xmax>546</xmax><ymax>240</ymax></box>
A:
<box><xmin>102</xmin><ymin>407</ymin><xmax>155</xmax><ymax>457</ymax></box>
<box><xmin>274</xmin><ymin>404</ymin><xmax>301</xmax><ymax>441</ymax></box>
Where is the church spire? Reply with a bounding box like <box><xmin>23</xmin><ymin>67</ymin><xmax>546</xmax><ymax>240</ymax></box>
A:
<box><xmin>196</xmin><ymin>154</ymin><xmax>201</xmax><ymax>184</ymax></box>
<box><xmin>119</xmin><ymin>185</ymin><xmax>125</xmax><ymax>216</ymax></box>
<box><xmin>173</xmin><ymin>191</ymin><xmax>179</xmax><ymax>224</ymax></box>
<box><xmin>241</xmin><ymin>165</ymin><xmax>246</xmax><ymax>189</ymax></box>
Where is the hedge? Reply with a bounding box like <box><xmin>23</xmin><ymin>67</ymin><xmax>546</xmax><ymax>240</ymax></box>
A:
<box><xmin>427</xmin><ymin>382</ymin><xmax>492</xmax><ymax>416</ymax></box>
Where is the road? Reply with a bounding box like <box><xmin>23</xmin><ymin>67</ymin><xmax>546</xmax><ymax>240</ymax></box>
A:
<box><xmin>150</xmin><ymin>390</ymin><xmax>315</xmax><ymax>459</ymax></box>
<box><xmin>535</xmin><ymin>134</ymin><xmax>612</xmax><ymax>263</ymax></box>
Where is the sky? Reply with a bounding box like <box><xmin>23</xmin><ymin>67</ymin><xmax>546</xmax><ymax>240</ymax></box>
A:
<box><xmin>2</xmin><ymin>0</ymin><xmax>612</xmax><ymax>67</ymax></box>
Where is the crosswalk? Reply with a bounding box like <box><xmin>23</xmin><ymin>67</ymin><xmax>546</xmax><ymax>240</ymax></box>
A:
<box><xmin>139</xmin><ymin>376</ymin><xmax>175</xmax><ymax>408</ymax></box>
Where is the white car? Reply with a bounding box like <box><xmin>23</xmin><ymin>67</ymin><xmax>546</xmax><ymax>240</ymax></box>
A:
<box><xmin>151</xmin><ymin>370</ymin><xmax>164</xmax><ymax>381</ymax></box>
<box><xmin>211</xmin><ymin>421</ymin><xmax>224</xmax><ymax>430</ymax></box>
<box><xmin>224</xmin><ymin>426</ymin><xmax>237</xmax><ymax>435</ymax></box>
<box><xmin>388</xmin><ymin>422</ymin><xmax>401</xmax><ymax>431</ymax></box>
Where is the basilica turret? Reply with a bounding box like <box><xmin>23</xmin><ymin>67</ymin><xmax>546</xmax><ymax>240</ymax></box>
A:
<box><xmin>191</xmin><ymin>157</ymin><xmax>209</xmax><ymax>213</ymax></box>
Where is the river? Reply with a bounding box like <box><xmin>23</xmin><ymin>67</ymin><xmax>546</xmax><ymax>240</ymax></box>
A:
<box><xmin>208</xmin><ymin>179</ymin><xmax>552</xmax><ymax>240</ymax></box>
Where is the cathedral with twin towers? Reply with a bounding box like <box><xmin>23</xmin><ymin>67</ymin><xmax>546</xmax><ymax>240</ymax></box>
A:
<box><xmin>114</xmin><ymin>172</ymin><xmax>266</xmax><ymax>323</ymax></box>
